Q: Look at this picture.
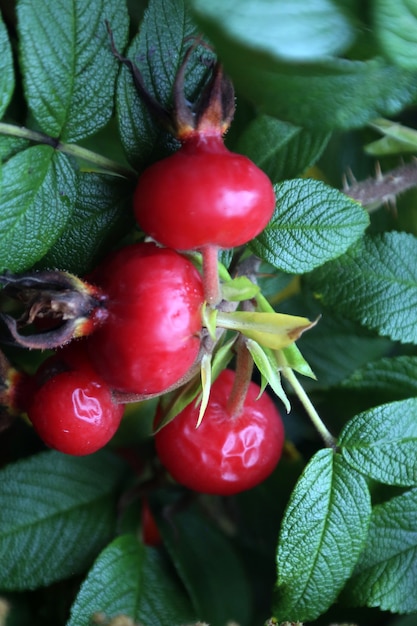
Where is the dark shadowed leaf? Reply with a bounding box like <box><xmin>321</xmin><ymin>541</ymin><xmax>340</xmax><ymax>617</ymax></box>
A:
<box><xmin>0</xmin><ymin>450</ymin><xmax>126</xmax><ymax>590</ymax></box>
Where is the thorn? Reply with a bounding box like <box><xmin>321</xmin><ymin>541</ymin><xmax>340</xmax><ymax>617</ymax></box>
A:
<box><xmin>375</xmin><ymin>161</ymin><xmax>383</xmax><ymax>181</ymax></box>
<box><xmin>342</xmin><ymin>173</ymin><xmax>349</xmax><ymax>192</ymax></box>
<box><xmin>384</xmin><ymin>194</ymin><xmax>398</xmax><ymax>217</ymax></box>
<box><xmin>345</xmin><ymin>167</ymin><xmax>357</xmax><ymax>185</ymax></box>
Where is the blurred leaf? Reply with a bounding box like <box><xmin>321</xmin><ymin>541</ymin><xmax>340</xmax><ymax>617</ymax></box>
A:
<box><xmin>68</xmin><ymin>534</ymin><xmax>196</xmax><ymax>626</ymax></box>
<box><xmin>17</xmin><ymin>0</ymin><xmax>129</xmax><ymax>141</ymax></box>
<box><xmin>373</xmin><ymin>0</ymin><xmax>417</xmax><ymax>70</ymax></box>
<box><xmin>157</xmin><ymin>501</ymin><xmax>253</xmax><ymax>626</ymax></box>
<box><xmin>39</xmin><ymin>172</ymin><xmax>134</xmax><ymax>275</ymax></box>
<box><xmin>234</xmin><ymin>115</ymin><xmax>330</xmax><ymax>183</ymax></box>
<box><xmin>0</xmin><ymin>145</ymin><xmax>75</xmax><ymax>272</ymax></box>
<box><xmin>341</xmin><ymin>355</ymin><xmax>417</xmax><ymax>401</ymax></box>
<box><xmin>306</xmin><ymin>232</ymin><xmax>417</xmax><ymax>344</ymax></box>
<box><xmin>366</xmin><ymin>118</ymin><xmax>417</xmax><ymax>155</ymax></box>
<box><xmin>0</xmin><ymin>450</ymin><xmax>126</xmax><ymax>590</ymax></box>
<box><xmin>189</xmin><ymin>0</ymin><xmax>417</xmax><ymax>130</ymax></box>
<box><xmin>115</xmin><ymin>0</ymin><xmax>211</xmax><ymax>169</ymax></box>
<box><xmin>342</xmin><ymin>488</ymin><xmax>417</xmax><ymax>614</ymax></box>
<box><xmin>190</xmin><ymin>0</ymin><xmax>355</xmax><ymax>62</ymax></box>
<box><xmin>0</xmin><ymin>13</ymin><xmax>14</xmax><ymax>119</ymax></box>
<box><xmin>251</xmin><ymin>179</ymin><xmax>369</xmax><ymax>273</ymax></box>
<box><xmin>274</xmin><ymin>450</ymin><xmax>371</xmax><ymax>622</ymax></box>
<box><xmin>339</xmin><ymin>398</ymin><xmax>417</xmax><ymax>486</ymax></box>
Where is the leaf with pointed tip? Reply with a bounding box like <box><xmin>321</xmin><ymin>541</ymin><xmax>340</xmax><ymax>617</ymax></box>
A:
<box><xmin>274</xmin><ymin>450</ymin><xmax>371</xmax><ymax>622</ymax></box>
<box><xmin>17</xmin><ymin>0</ymin><xmax>129</xmax><ymax>141</ymax></box>
<box><xmin>339</xmin><ymin>398</ymin><xmax>417</xmax><ymax>486</ymax></box>
<box><xmin>251</xmin><ymin>179</ymin><xmax>369</xmax><ymax>273</ymax></box>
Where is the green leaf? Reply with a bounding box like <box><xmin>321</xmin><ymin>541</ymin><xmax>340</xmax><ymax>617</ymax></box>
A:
<box><xmin>0</xmin><ymin>13</ymin><xmax>14</xmax><ymax>119</ymax></box>
<box><xmin>306</xmin><ymin>232</ymin><xmax>417</xmax><ymax>344</ymax></box>
<box><xmin>234</xmin><ymin>115</ymin><xmax>330</xmax><ymax>183</ymax></box>
<box><xmin>157</xmin><ymin>501</ymin><xmax>253</xmax><ymax>626</ymax></box>
<box><xmin>0</xmin><ymin>450</ymin><xmax>126</xmax><ymax>590</ymax></box>
<box><xmin>38</xmin><ymin>172</ymin><xmax>134</xmax><ymax>275</ymax></box>
<box><xmin>366</xmin><ymin>118</ymin><xmax>417</xmax><ymax>156</ymax></box>
<box><xmin>251</xmin><ymin>179</ymin><xmax>369</xmax><ymax>273</ymax></box>
<box><xmin>373</xmin><ymin>0</ymin><xmax>417</xmax><ymax>70</ymax></box>
<box><xmin>339</xmin><ymin>398</ymin><xmax>417</xmax><ymax>486</ymax></box>
<box><xmin>17</xmin><ymin>0</ymin><xmax>129</xmax><ymax>141</ymax></box>
<box><xmin>189</xmin><ymin>1</ymin><xmax>417</xmax><ymax>130</ymax></box>
<box><xmin>341</xmin><ymin>355</ymin><xmax>417</xmax><ymax>401</ymax></box>
<box><xmin>190</xmin><ymin>0</ymin><xmax>355</xmax><ymax>61</ymax></box>
<box><xmin>342</xmin><ymin>488</ymin><xmax>417</xmax><ymax>614</ymax></box>
<box><xmin>115</xmin><ymin>0</ymin><xmax>210</xmax><ymax>169</ymax></box>
<box><xmin>68</xmin><ymin>534</ymin><xmax>196</xmax><ymax>626</ymax></box>
<box><xmin>0</xmin><ymin>145</ymin><xmax>76</xmax><ymax>272</ymax></box>
<box><xmin>274</xmin><ymin>449</ymin><xmax>371</xmax><ymax>622</ymax></box>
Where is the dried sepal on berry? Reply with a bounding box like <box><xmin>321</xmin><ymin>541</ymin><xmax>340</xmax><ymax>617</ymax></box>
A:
<box><xmin>0</xmin><ymin>269</ymin><xmax>108</xmax><ymax>350</ymax></box>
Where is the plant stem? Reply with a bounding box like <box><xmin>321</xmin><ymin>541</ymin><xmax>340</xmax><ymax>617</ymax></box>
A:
<box><xmin>0</xmin><ymin>122</ymin><xmax>136</xmax><ymax>180</ymax></box>
<box><xmin>201</xmin><ymin>245</ymin><xmax>221</xmax><ymax>306</ymax></box>
<box><xmin>281</xmin><ymin>366</ymin><xmax>336</xmax><ymax>449</ymax></box>
<box><xmin>343</xmin><ymin>159</ymin><xmax>417</xmax><ymax>211</ymax></box>
<box><xmin>226</xmin><ymin>338</ymin><xmax>253</xmax><ymax>418</ymax></box>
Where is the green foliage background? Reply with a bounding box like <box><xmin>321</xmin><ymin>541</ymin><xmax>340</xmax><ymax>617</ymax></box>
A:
<box><xmin>1</xmin><ymin>0</ymin><xmax>417</xmax><ymax>625</ymax></box>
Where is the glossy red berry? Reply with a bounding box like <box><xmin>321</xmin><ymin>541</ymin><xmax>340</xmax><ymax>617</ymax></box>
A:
<box><xmin>154</xmin><ymin>369</ymin><xmax>285</xmax><ymax>495</ymax></box>
<box><xmin>133</xmin><ymin>134</ymin><xmax>275</xmax><ymax>251</ymax></box>
<box><xmin>87</xmin><ymin>243</ymin><xmax>204</xmax><ymax>395</ymax></box>
<box><xmin>28</xmin><ymin>371</ymin><xmax>123</xmax><ymax>455</ymax></box>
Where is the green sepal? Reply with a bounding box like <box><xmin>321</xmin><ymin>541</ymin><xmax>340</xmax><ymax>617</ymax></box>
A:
<box><xmin>221</xmin><ymin>275</ymin><xmax>260</xmax><ymax>302</ymax></box>
<box><xmin>245</xmin><ymin>339</ymin><xmax>291</xmax><ymax>412</ymax></box>
<box><xmin>215</xmin><ymin>310</ymin><xmax>317</xmax><ymax>350</ymax></box>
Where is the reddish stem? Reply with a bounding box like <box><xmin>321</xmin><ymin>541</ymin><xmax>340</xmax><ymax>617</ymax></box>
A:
<box><xmin>201</xmin><ymin>245</ymin><xmax>221</xmax><ymax>306</ymax></box>
<box><xmin>226</xmin><ymin>338</ymin><xmax>254</xmax><ymax>418</ymax></box>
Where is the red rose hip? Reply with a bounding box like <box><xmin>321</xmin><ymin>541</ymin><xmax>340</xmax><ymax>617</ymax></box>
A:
<box><xmin>28</xmin><ymin>371</ymin><xmax>123</xmax><ymax>456</ymax></box>
<box><xmin>133</xmin><ymin>134</ymin><xmax>275</xmax><ymax>251</ymax></box>
<box><xmin>154</xmin><ymin>369</ymin><xmax>285</xmax><ymax>495</ymax></box>
<box><xmin>87</xmin><ymin>243</ymin><xmax>204</xmax><ymax>395</ymax></box>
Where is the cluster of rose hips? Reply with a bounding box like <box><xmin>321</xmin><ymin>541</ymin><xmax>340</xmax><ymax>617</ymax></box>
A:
<box><xmin>1</xmin><ymin>42</ymin><xmax>286</xmax><ymax>496</ymax></box>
